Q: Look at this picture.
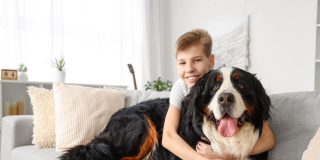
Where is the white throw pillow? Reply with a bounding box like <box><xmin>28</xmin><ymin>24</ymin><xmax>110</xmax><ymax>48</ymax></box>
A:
<box><xmin>302</xmin><ymin>127</ymin><xmax>320</xmax><ymax>160</ymax></box>
<box><xmin>27</xmin><ymin>86</ymin><xmax>55</xmax><ymax>148</ymax></box>
<box><xmin>53</xmin><ymin>83</ymin><xmax>125</xmax><ymax>151</ymax></box>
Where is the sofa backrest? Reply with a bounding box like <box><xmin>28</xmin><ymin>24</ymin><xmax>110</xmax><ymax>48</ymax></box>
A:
<box><xmin>122</xmin><ymin>90</ymin><xmax>320</xmax><ymax>159</ymax></box>
<box><xmin>268</xmin><ymin>91</ymin><xmax>320</xmax><ymax>160</ymax></box>
<box><xmin>123</xmin><ymin>90</ymin><xmax>170</xmax><ymax>107</ymax></box>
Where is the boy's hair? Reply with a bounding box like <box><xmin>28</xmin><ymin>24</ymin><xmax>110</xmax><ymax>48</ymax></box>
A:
<box><xmin>176</xmin><ymin>29</ymin><xmax>212</xmax><ymax>57</ymax></box>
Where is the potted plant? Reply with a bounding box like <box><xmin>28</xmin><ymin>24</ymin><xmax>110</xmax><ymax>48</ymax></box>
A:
<box><xmin>17</xmin><ymin>63</ymin><xmax>28</xmax><ymax>81</ymax></box>
<box><xmin>145</xmin><ymin>77</ymin><xmax>172</xmax><ymax>91</ymax></box>
<box><xmin>53</xmin><ymin>57</ymin><xmax>66</xmax><ymax>83</ymax></box>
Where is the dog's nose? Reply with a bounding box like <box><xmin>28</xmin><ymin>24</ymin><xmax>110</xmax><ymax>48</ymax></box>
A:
<box><xmin>218</xmin><ymin>92</ymin><xmax>235</xmax><ymax>106</ymax></box>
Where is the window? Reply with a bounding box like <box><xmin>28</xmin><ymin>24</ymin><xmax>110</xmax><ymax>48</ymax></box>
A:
<box><xmin>0</xmin><ymin>0</ymin><xmax>158</xmax><ymax>88</ymax></box>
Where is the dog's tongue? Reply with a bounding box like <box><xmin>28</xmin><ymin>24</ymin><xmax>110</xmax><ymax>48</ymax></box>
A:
<box><xmin>218</xmin><ymin>117</ymin><xmax>239</xmax><ymax>137</ymax></box>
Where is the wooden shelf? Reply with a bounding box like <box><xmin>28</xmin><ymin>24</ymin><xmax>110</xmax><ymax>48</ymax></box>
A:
<box><xmin>0</xmin><ymin>80</ymin><xmax>126</xmax><ymax>88</ymax></box>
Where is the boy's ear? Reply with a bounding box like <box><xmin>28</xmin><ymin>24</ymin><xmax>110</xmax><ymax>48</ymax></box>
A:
<box><xmin>209</xmin><ymin>54</ymin><xmax>215</xmax><ymax>68</ymax></box>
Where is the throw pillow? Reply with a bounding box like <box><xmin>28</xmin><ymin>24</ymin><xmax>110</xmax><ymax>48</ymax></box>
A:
<box><xmin>27</xmin><ymin>86</ymin><xmax>55</xmax><ymax>148</ymax></box>
<box><xmin>53</xmin><ymin>83</ymin><xmax>125</xmax><ymax>151</ymax></box>
<box><xmin>302</xmin><ymin>127</ymin><xmax>320</xmax><ymax>160</ymax></box>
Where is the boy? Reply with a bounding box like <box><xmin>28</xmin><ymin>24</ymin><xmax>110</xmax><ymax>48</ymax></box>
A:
<box><xmin>162</xmin><ymin>29</ymin><xmax>275</xmax><ymax>160</ymax></box>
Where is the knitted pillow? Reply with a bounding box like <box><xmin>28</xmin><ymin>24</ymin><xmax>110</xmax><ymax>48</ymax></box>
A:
<box><xmin>27</xmin><ymin>86</ymin><xmax>55</xmax><ymax>148</ymax></box>
<box><xmin>53</xmin><ymin>83</ymin><xmax>125</xmax><ymax>151</ymax></box>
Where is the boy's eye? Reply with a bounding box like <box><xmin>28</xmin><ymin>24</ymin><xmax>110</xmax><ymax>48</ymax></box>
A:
<box><xmin>194</xmin><ymin>59</ymin><xmax>202</xmax><ymax>62</ymax></box>
<box><xmin>178</xmin><ymin>62</ymin><xmax>186</xmax><ymax>65</ymax></box>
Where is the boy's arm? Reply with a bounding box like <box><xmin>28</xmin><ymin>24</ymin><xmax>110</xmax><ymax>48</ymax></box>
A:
<box><xmin>162</xmin><ymin>106</ymin><xmax>210</xmax><ymax>160</ymax></box>
<box><xmin>250</xmin><ymin>121</ymin><xmax>276</xmax><ymax>155</ymax></box>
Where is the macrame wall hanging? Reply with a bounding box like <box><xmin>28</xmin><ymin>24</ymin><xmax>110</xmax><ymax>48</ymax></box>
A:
<box><xmin>207</xmin><ymin>16</ymin><xmax>250</xmax><ymax>70</ymax></box>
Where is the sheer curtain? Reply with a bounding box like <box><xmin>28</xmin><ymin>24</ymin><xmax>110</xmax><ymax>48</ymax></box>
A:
<box><xmin>0</xmin><ymin>0</ymin><xmax>53</xmax><ymax>82</ymax></box>
<box><xmin>0</xmin><ymin>0</ymin><xmax>161</xmax><ymax>89</ymax></box>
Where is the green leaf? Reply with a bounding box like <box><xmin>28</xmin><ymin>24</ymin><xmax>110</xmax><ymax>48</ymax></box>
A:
<box><xmin>144</xmin><ymin>77</ymin><xmax>172</xmax><ymax>91</ymax></box>
<box><xmin>54</xmin><ymin>56</ymin><xmax>66</xmax><ymax>71</ymax></box>
<box><xmin>17</xmin><ymin>63</ymin><xmax>27</xmax><ymax>72</ymax></box>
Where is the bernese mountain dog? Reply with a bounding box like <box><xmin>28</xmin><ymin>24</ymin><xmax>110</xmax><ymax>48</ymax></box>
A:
<box><xmin>59</xmin><ymin>67</ymin><xmax>271</xmax><ymax>160</ymax></box>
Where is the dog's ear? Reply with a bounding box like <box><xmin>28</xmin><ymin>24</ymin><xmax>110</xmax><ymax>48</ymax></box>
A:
<box><xmin>181</xmin><ymin>70</ymin><xmax>211</xmax><ymax>122</ymax></box>
<box><xmin>189</xmin><ymin>70</ymin><xmax>215</xmax><ymax>107</ymax></box>
<box><xmin>179</xmin><ymin>70</ymin><xmax>214</xmax><ymax>146</ymax></box>
<box><xmin>253</xmin><ymin>74</ymin><xmax>271</xmax><ymax>121</ymax></box>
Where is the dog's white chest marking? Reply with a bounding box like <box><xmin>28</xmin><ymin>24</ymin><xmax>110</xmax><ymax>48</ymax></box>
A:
<box><xmin>202</xmin><ymin>119</ymin><xmax>259</xmax><ymax>160</ymax></box>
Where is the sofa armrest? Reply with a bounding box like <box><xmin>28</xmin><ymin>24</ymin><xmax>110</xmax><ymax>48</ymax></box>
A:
<box><xmin>1</xmin><ymin>115</ymin><xmax>34</xmax><ymax>160</ymax></box>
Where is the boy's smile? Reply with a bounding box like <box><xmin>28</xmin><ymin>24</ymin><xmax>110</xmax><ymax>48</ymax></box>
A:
<box><xmin>185</xmin><ymin>75</ymin><xmax>200</xmax><ymax>86</ymax></box>
<box><xmin>176</xmin><ymin>45</ymin><xmax>214</xmax><ymax>87</ymax></box>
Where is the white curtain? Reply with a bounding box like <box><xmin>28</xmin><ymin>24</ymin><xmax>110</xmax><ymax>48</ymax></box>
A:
<box><xmin>0</xmin><ymin>0</ymin><xmax>161</xmax><ymax>89</ymax></box>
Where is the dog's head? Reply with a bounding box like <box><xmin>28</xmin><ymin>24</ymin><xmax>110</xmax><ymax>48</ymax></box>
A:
<box><xmin>187</xmin><ymin>67</ymin><xmax>271</xmax><ymax>137</ymax></box>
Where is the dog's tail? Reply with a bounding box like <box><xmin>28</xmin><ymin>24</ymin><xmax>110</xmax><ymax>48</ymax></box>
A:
<box><xmin>59</xmin><ymin>141</ymin><xmax>115</xmax><ymax>160</ymax></box>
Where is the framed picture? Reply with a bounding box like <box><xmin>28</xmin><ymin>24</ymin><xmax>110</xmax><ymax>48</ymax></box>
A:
<box><xmin>1</xmin><ymin>69</ymin><xmax>18</xmax><ymax>80</ymax></box>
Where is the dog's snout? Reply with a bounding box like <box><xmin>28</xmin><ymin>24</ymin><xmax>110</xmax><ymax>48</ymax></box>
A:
<box><xmin>218</xmin><ymin>92</ymin><xmax>235</xmax><ymax>106</ymax></box>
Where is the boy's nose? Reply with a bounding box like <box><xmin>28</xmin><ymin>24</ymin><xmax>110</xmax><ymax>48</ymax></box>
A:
<box><xmin>185</xmin><ymin>64</ymin><xmax>195</xmax><ymax>73</ymax></box>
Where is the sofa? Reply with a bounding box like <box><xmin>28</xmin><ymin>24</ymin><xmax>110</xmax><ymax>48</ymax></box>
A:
<box><xmin>1</xmin><ymin>90</ymin><xmax>320</xmax><ymax>160</ymax></box>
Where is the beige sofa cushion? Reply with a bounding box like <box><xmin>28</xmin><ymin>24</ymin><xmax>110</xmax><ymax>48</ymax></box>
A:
<box><xmin>53</xmin><ymin>83</ymin><xmax>125</xmax><ymax>151</ymax></box>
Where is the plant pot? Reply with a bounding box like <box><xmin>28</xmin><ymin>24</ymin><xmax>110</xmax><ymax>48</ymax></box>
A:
<box><xmin>53</xmin><ymin>71</ymin><xmax>66</xmax><ymax>83</ymax></box>
<box><xmin>18</xmin><ymin>72</ymin><xmax>28</xmax><ymax>82</ymax></box>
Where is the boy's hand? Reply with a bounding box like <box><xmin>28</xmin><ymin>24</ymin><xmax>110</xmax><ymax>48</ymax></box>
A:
<box><xmin>196</xmin><ymin>141</ymin><xmax>235</xmax><ymax>160</ymax></box>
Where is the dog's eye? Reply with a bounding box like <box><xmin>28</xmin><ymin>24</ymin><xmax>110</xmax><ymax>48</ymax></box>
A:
<box><xmin>213</xmin><ymin>83</ymin><xmax>220</xmax><ymax>90</ymax></box>
<box><xmin>237</xmin><ymin>83</ymin><xmax>244</xmax><ymax>89</ymax></box>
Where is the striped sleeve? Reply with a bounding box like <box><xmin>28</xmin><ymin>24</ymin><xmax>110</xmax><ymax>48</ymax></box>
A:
<box><xmin>169</xmin><ymin>79</ymin><xmax>188</xmax><ymax>109</ymax></box>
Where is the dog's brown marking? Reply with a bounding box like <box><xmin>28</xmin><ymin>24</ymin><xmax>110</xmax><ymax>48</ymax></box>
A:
<box><xmin>244</xmin><ymin>102</ymin><xmax>255</xmax><ymax>114</ymax></box>
<box><xmin>121</xmin><ymin>116</ymin><xmax>158</xmax><ymax>160</ymax></box>
<box><xmin>203</xmin><ymin>106</ymin><xmax>212</xmax><ymax>116</ymax></box>
<box><xmin>215</xmin><ymin>72</ymin><xmax>223</xmax><ymax>82</ymax></box>
<box><xmin>203</xmin><ymin>106</ymin><xmax>216</xmax><ymax>123</ymax></box>
<box><xmin>231</xmin><ymin>71</ymin><xmax>240</xmax><ymax>80</ymax></box>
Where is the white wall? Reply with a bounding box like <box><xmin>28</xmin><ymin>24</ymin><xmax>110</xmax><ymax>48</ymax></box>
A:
<box><xmin>159</xmin><ymin>0</ymin><xmax>317</xmax><ymax>94</ymax></box>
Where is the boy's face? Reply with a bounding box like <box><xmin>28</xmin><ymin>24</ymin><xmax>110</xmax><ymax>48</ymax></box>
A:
<box><xmin>176</xmin><ymin>45</ymin><xmax>214</xmax><ymax>87</ymax></box>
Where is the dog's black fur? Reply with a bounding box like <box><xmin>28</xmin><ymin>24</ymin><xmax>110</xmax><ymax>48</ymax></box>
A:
<box><xmin>60</xmin><ymin>67</ymin><xmax>271</xmax><ymax>160</ymax></box>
